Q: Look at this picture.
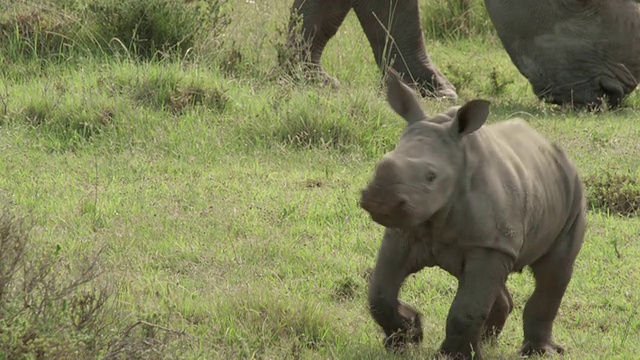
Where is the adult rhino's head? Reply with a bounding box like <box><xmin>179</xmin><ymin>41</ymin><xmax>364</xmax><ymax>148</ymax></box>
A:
<box><xmin>360</xmin><ymin>70</ymin><xmax>490</xmax><ymax>228</ymax></box>
<box><xmin>485</xmin><ymin>0</ymin><xmax>640</xmax><ymax>107</ymax></box>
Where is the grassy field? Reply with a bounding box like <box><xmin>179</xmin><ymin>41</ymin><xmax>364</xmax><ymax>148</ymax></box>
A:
<box><xmin>1</xmin><ymin>0</ymin><xmax>639</xmax><ymax>359</ymax></box>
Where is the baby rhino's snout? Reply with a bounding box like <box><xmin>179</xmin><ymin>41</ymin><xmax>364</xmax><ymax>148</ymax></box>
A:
<box><xmin>359</xmin><ymin>158</ymin><xmax>408</xmax><ymax>228</ymax></box>
<box><xmin>360</xmin><ymin>188</ymin><xmax>407</xmax><ymax>222</ymax></box>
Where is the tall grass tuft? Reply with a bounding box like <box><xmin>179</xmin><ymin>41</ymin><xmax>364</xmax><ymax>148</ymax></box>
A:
<box><xmin>0</xmin><ymin>1</ymin><xmax>83</xmax><ymax>61</ymax></box>
<box><xmin>87</xmin><ymin>0</ymin><xmax>230</xmax><ymax>60</ymax></box>
<box><xmin>0</xmin><ymin>0</ymin><xmax>231</xmax><ymax>62</ymax></box>
<box><xmin>421</xmin><ymin>0</ymin><xmax>495</xmax><ymax>40</ymax></box>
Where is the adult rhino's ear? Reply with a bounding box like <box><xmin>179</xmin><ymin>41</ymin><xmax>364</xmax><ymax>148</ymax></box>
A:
<box><xmin>450</xmin><ymin>99</ymin><xmax>490</xmax><ymax>137</ymax></box>
<box><xmin>385</xmin><ymin>69</ymin><xmax>426</xmax><ymax>124</ymax></box>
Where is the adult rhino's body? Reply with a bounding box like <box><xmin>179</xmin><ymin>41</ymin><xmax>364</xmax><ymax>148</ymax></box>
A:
<box><xmin>359</xmin><ymin>70</ymin><xmax>586</xmax><ymax>359</ymax></box>
<box><xmin>486</xmin><ymin>0</ymin><xmax>640</xmax><ymax>107</ymax></box>
<box><xmin>285</xmin><ymin>0</ymin><xmax>640</xmax><ymax>107</ymax></box>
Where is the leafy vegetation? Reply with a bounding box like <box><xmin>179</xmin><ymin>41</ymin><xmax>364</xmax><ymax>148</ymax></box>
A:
<box><xmin>0</xmin><ymin>0</ymin><xmax>638</xmax><ymax>359</ymax></box>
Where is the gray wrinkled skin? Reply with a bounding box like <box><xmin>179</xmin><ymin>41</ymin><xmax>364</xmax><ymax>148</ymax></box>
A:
<box><xmin>485</xmin><ymin>0</ymin><xmax>640</xmax><ymax>107</ymax></box>
<box><xmin>285</xmin><ymin>0</ymin><xmax>640</xmax><ymax>107</ymax></box>
<box><xmin>360</xmin><ymin>70</ymin><xmax>586</xmax><ymax>360</ymax></box>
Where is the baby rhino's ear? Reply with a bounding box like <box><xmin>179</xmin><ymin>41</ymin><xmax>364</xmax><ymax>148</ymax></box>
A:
<box><xmin>450</xmin><ymin>99</ymin><xmax>490</xmax><ymax>137</ymax></box>
<box><xmin>385</xmin><ymin>69</ymin><xmax>426</xmax><ymax>124</ymax></box>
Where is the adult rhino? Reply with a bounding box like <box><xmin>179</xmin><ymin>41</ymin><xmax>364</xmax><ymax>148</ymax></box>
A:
<box><xmin>359</xmin><ymin>70</ymin><xmax>586</xmax><ymax>359</ymax></box>
<box><xmin>284</xmin><ymin>0</ymin><xmax>640</xmax><ymax>107</ymax></box>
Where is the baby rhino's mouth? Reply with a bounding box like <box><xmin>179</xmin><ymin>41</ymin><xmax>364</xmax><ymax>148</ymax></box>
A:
<box><xmin>359</xmin><ymin>187</ymin><xmax>410</xmax><ymax>228</ymax></box>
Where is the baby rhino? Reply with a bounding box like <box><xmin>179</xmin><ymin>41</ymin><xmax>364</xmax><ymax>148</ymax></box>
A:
<box><xmin>360</xmin><ymin>70</ymin><xmax>586</xmax><ymax>360</ymax></box>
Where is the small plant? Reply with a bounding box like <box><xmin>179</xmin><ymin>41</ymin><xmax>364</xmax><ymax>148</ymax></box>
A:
<box><xmin>0</xmin><ymin>205</ymin><xmax>112</xmax><ymax>358</ymax></box>
<box><xmin>0</xmin><ymin>205</ymin><xmax>188</xmax><ymax>358</ymax></box>
<box><xmin>331</xmin><ymin>277</ymin><xmax>360</xmax><ymax>302</ymax></box>
<box><xmin>488</xmin><ymin>67</ymin><xmax>514</xmax><ymax>96</ymax></box>
<box><xmin>584</xmin><ymin>170</ymin><xmax>640</xmax><ymax>217</ymax></box>
<box><xmin>275</xmin><ymin>10</ymin><xmax>307</xmax><ymax>78</ymax></box>
<box><xmin>0</xmin><ymin>206</ymin><xmax>29</xmax><ymax>305</ymax></box>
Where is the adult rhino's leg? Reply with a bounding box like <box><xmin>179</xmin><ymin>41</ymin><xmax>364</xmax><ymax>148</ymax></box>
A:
<box><xmin>368</xmin><ymin>229</ymin><xmax>424</xmax><ymax>352</ymax></box>
<box><xmin>481</xmin><ymin>283</ymin><xmax>513</xmax><ymax>341</ymax></box>
<box><xmin>352</xmin><ymin>0</ymin><xmax>457</xmax><ymax>99</ymax></box>
<box><xmin>521</xmin><ymin>212</ymin><xmax>585</xmax><ymax>356</ymax></box>
<box><xmin>284</xmin><ymin>0</ymin><xmax>352</xmax><ymax>87</ymax></box>
<box><xmin>439</xmin><ymin>249</ymin><xmax>513</xmax><ymax>360</ymax></box>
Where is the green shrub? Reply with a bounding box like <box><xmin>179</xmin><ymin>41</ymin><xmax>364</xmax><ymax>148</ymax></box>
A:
<box><xmin>0</xmin><ymin>205</ymin><xmax>114</xmax><ymax>358</ymax></box>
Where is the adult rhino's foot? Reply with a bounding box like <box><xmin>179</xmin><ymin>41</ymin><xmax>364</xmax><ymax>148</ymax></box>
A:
<box><xmin>431</xmin><ymin>86</ymin><xmax>459</xmax><ymax>100</ymax></box>
<box><xmin>415</xmin><ymin>83</ymin><xmax>458</xmax><ymax>100</ymax></box>
<box><xmin>438</xmin><ymin>338</ymin><xmax>482</xmax><ymax>360</ymax></box>
<box><xmin>399</xmin><ymin>74</ymin><xmax>458</xmax><ymax>100</ymax></box>
<box><xmin>520</xmin><ymin>340</ymin><xmax>564</xmax><ymax>357</ymax></box>
<box><xmin>596</xmin><ymin>77</ymin><xmax>626</xmax><ymax>108</ymax></box>
<box><xmin>290</xmin><ymin>63</ymin><xmax>340</xmax><ymax>89</ymax></box>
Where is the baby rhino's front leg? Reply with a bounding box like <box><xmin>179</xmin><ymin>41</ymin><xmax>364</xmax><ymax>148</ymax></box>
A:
<box><xmin>439</xmin><ymin>249</ymin><xmax>513</xmax><ymax>360</ymax></box>
<box><xmin>368</xmin><ymin>229</ymin><xmax>427</xmax><ymax>352</ymax></box>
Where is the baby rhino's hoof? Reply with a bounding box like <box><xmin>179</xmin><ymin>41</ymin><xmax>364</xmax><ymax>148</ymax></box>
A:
<box><xmin>383</xmin><ymin>305</ymin><xmax>423</xmax><ymax>353</ymax></box>
<box><xmin>520</xmin><ymin>340</ymin><xmax>564</xmax><ymax>357</ymax></box>
<box><xmin>383</xmin><ymin>326</ymin><xmax>423</xmax><ymax>354</ymax></box>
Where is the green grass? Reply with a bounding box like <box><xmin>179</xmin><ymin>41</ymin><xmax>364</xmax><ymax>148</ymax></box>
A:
<box><xmin>1</xmin><ymin>0</ymin><xmax>639</xmax><ymax>359</ymax></box>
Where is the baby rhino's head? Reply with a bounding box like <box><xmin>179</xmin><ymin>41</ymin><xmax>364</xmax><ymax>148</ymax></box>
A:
<box><xmin>360</xmin><ymin>70</ymin><xmax>490</xmax><ymax>228</ymax></box>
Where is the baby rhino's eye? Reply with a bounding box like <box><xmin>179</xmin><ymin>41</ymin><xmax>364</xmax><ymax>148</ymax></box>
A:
<box><xmin>425</xmin><ymin>171</ymin><xmax>437</xmax><ymax>183</ymax></box>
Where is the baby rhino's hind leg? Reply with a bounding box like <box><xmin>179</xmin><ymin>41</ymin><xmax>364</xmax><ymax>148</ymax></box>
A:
<box><xmin>482</xmin><ymin>284</ymin><xmax>513</xmax><ymax>341</ymax></box>
<box><xmin>521</xmin><ymin>212</ymin><xmax>585</xmax><ymax>356</ymax></box>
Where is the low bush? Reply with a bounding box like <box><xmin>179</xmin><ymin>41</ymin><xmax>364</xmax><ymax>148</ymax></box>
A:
<box><xmin>0</xmin><ymin>205</ymin><xmax>113</xmax><ymax>358</ymax></box>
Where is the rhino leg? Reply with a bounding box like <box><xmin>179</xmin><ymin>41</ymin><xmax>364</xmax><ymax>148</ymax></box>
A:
<box><xmin>439</xmin><ymin>249</ymin><xmax>513</xmax><ymax>360</ymax></box>
<box><xmin>521</xmin><ymin>213</ymin><xmax>585</xmax><ymax>357</ymax></box>
<box><xmin>284</xmin><ymin>0</ymin><xmax>352</xmax><ymax>87</ymax></box>
<box><xmin>368</xmin><ymin>229</ymin><xmax>425</xmax><ymax>353</ymax></box>
<box><xmin>481</xmin><ymin>284</ymin><xmax>513</xmax><ymax>341</ymax></box>
<box><xmin>352</xmin><ymin>0</ymin><xmax>457</xmax><ymax>99</ymax></box>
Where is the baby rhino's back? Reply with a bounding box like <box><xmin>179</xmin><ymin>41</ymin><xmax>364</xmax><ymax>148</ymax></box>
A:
<box><xmin>485</xmin><ymin>119</ymin><xmax>583</xmax><ymax>267</ymax></box>
<box><xmin>489</xmin><ymin>119</ymin><xmax>577</xmax><ymax>185</ymax></box>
